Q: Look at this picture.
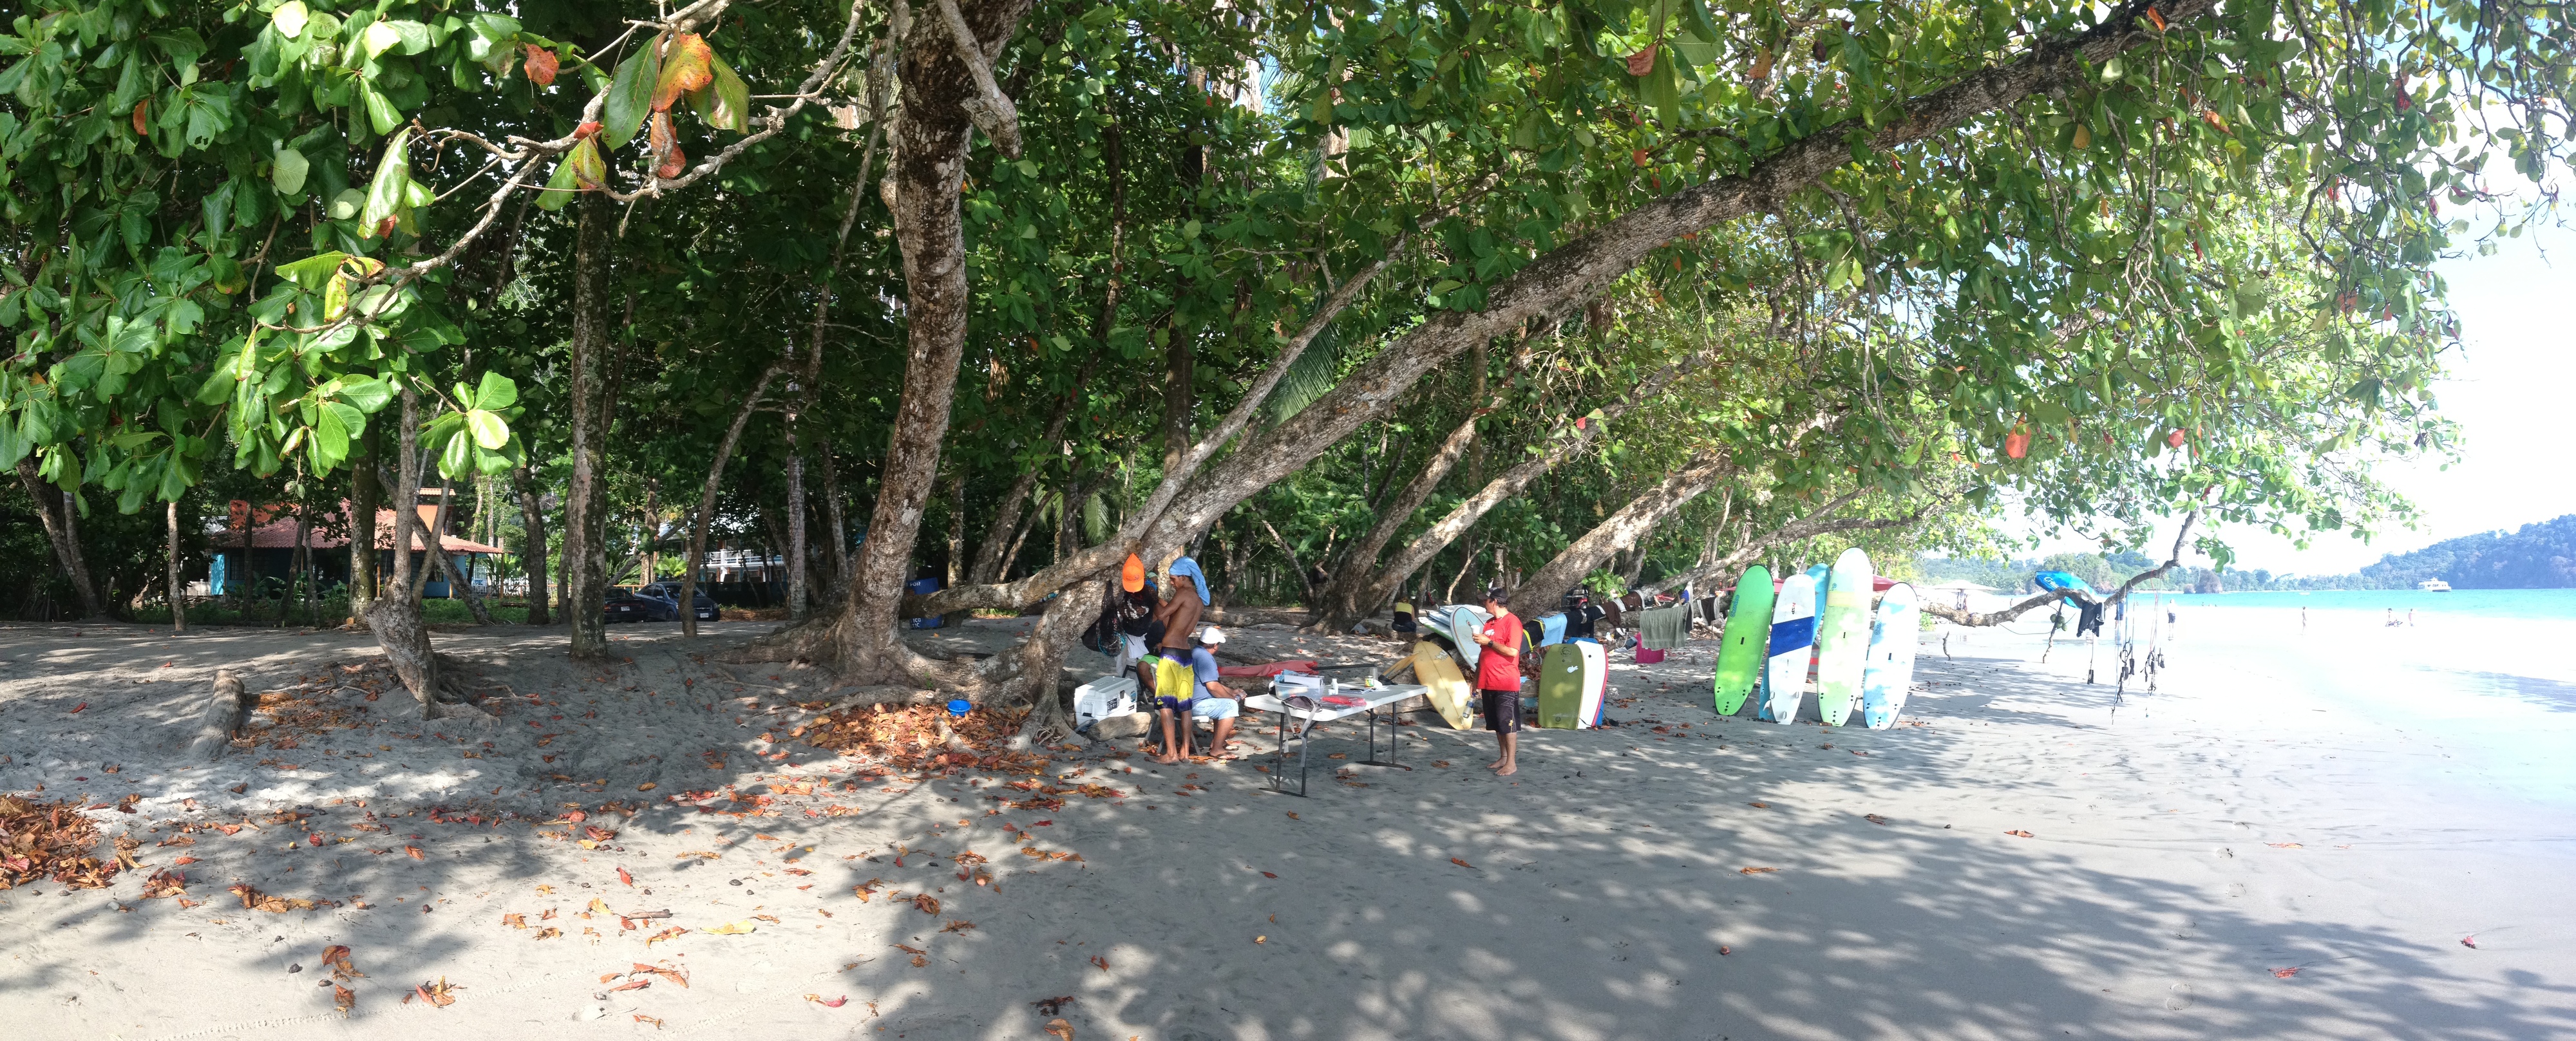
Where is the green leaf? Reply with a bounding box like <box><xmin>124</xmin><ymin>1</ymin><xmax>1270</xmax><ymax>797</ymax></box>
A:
<box><xmin>313</xmin><ymin>400</ymin><xmax>354</xmax><ymax>468</ymax></box>
<box><xmin>360</xmin><ymin>82</ymin><xmax>402</xmax><ymax>135</ymax></box>
<box><xmin>652</xmin><ymin>33</ymin><xmax>714</xmax><ymax>112</ymax></box>
<box><xmin>359</xmin><ymin>129</ymin><xmax>414</xmax><ymax>237</ymax></box>
<box><xmin>270</xmin><ymin>1</ymin><xmax>310</xmax><ymax>39</ymax></box>
<box><xmin>271</xmin><ymin>145</ymin><xmax>310</xmax><ymax>197</ymax></box>
<box><xmin>473</xmin><ymin>371</ymin><xmax>518</xmax><ymax>411</ymax></box>
<box><xmin>465</xmin><ymin>409</ymin><xmax>507</xmax><ymax>449</ymax></box>
<box><xmin>695</xmin><ymin>48</ymin><xmax>750</xmax><ymax>133</ymax></box>
<box><xmin>361</xmin><ymin>20</ymin><xmax>403</xmax><ymax>59</ymax></box>
<box><xmin>439</xmin><ymin>425</ymin><xmax>473</xmax><ymax>476</ymax></box>
<box><xmin>275</xmin><ymin>251</ymin><xmax>350</xmax><ymax>289</ymax></box>
<box><xmin>335</xmin><ymin>376</ymin><xmax>393</xmax><ymax>411</ymax></box>
<box><xmin>537</xmin><ymin>142</ymin><xmax>585</xmax><ymax>211</ymax></box>
<box><xmin>601</xmin><ymin>41</ymin><xmax>661</xmax><ymax>151</ymax></box>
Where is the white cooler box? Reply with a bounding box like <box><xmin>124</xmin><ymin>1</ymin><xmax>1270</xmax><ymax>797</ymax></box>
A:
<box><xmin>1073</xmin><ymin>675</ymin><xmax>1138</xmax><ymax>728</ymax></box>
<box><xmin>1273</xmin><ymin>672</ymin><xmax>1329</xmax><ymax>701</ymax></box>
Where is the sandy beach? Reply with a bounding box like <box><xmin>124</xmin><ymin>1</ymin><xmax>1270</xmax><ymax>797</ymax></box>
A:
<box><xmin>3</xmin><ymin>610</ymin><xmax>2570</xmax><ymax>1040</ymax></box>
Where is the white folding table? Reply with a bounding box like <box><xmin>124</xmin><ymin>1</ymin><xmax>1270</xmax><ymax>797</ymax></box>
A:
<box><xmin>1243</xmin><ymin>683</ymin><xmax>1426</xmax><ymax>796</ymax></box>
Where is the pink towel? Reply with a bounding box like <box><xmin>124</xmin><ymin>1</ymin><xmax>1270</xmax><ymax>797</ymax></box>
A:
<box><xmin>1320</xmin><ymin>695</ymin><xmax>1368</xmax><ymax>707</ymax></box>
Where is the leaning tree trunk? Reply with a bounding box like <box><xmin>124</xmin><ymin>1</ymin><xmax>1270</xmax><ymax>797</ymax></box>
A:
<box><xmin>680</xmin><ymin>366</ymin><xmax>784</xmax><ymax>637</ymax></box>
<box><xmin>363</xmin><ymin>388</ymin><xmax>442</xmax><ymax>713</ymax></box>
<box><xmin>423</xmin><ymin>476</ymin><xmax>496</xmax><ymax>625</ymax></box>
<box><xmin>16</xmin><ymin>459</ymin><xmax>106</xmax><ymax>619</ymax></box>
<box><xmin>559</xmin><ymin>189</ymin><xmax>618</xmax><ymax>657</ymax></box>
<box><xmin>819</xmin><ymin>0</ymin><xmax>1039</xmax><ymax>691</ymax></box>
<box><xmin>348</xmin><ymin>429</ymin><xmax>379</xmax><ymax>628</ymax></box>
<box><xmin>511</xmin><ymin>462</ymin><xmax>551</xmax><ymax>625</ymax></box>
<box><xmin>165</xmin><ymin>499</ymin><xmax>186</xmax><ymax>633</ymax></box>
<box><xmin>1504</xmin><ymin>451</ymin><xmax>1731</xmax><ymax>620</ymax></box>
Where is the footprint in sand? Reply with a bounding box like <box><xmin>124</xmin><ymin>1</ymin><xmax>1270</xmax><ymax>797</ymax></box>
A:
<box><xmin>2164</xmin><ymin>983</ymin><xmax>2195</xmax><ymax>1010</ymax></box>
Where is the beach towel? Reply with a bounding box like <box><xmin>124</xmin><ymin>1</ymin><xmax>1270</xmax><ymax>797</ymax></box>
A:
<box><xmin>1638</xmin><ymin>603</ymin><xmax>1691</xmax><ymax>651</ymax></box>
<box><xmin>1168</xmin><ymin>556</ymin><xmax>1212</xmax><ymax>605</ymax></box>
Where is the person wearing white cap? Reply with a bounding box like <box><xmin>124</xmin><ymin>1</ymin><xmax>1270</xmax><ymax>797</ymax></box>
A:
<box><xmin>1152</xmin><ymin>624</ymin><xmax>1242</xmax><ymax>763</ymax></box>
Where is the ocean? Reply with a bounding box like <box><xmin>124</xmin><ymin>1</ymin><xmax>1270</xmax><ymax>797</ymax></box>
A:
<box><xmin>2172</xmin><ymin>587</ymin><xmax>2576</xmax><ymax>621</ymax></box>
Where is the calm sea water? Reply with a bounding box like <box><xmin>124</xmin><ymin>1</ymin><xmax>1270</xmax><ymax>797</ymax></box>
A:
<box><xmin>2173</xmin><ymin>588</ymin><xmax>2576</xmax><ymax>620</ymax></box>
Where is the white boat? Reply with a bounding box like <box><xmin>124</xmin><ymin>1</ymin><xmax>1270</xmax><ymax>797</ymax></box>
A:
<box><xmin>2416</xmin><ymin>578</ymin><xmax>2452</xmax><ymax>592</ymax></box>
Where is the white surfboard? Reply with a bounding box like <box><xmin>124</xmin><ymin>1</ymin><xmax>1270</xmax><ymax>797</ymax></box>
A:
<box><xmin>1861</xmin><ymin>583</ymin><xmax>1920</xmax><ymax>729</ymax></box>
<box><xmin>1575</xmin><ymin>638</ymin><xmax>1607</xmax><ymax>728</ymax></box>
<box><xmin>1814</xmin><ymin>548</ymin><xmax>1875</xmax><ymax>727</ymax></box>
<box><xmin>1444</xmin><ymin>604</ymin><xmax>1491</xmax><ymax>671</ymax></box>
<box><xmin>1763</xmin><ymin>574</ymin><xmax>1817</xmax><ymax>725</ymax></box>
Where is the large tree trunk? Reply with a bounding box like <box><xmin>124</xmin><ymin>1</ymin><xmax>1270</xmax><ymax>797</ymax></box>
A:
<box><xmin>816</xmin><ymin>438</ymin><xmax>850</xmax><ymax>587</ymax></box>
<box><xmin>817</xmin><ymin>0</ymin><xmax>1038</xmax><ymax>689</ymax></box>
<box><xmin>680</xmin><ymin>366</ymin><xmax>784</xmax><ymax>637</ymax></box>
<box><xmin>363</xmin><ymin>389</ymin><xmax>441</xmax><ymax>713</ymax></box>
<box><xmin>348</xmin><ymin>431</ymin><xmax>379</xmax><ymax>628</ymax></box>
<box><xmin>17</xmin><ymin>460</ymin><xmax>106</xmax><ymax>619</ymax></box>
<box><xmin>560</xmin><ymin>190</ymin><xmax>617</xmax><ymax>657</ymax></box>
<box><xmin>1506</xmin><ymin>451</ymin><xmax>1732</xmax><ymax>620</ymax></box>
<box><xmin>511</xmin><ymin>462</ymin><xmax>551</xmax><ymax>625</ymax></box>
<box><xmin>165</xmin><ymin>500</ymin><xmax>186</xmax><ymax>633</ymax></box>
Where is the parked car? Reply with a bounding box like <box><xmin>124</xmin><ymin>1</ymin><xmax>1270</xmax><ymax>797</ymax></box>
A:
<box><xmin>603</xmin><ymin>586</ymin><xmax>679</xmax><ymax>624</ymax></box>
<box><xmin>639</xmin><ymin>583</ymin><xmax>721</xmax><ymax>623</ymax></box>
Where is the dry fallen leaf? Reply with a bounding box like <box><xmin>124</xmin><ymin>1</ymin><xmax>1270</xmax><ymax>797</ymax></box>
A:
<box><xmin>2267</xmin><ymin>843</ymin><xmax>2303</xmax><ymax>849</ymax></box>
<box><xmin>617</xmin><ymin>866</ymin><xmax>635</xmax><ymax>886</ymax></box>
<box><xmin>909</xmin><ymin>954</ymin><xmax>929</xmax><ymax>968</ymax></box>
<box><xmin>1045</xmin><ymin>1018</ymin><xmax>1075</xmax><ymax>1041</ymax></box>
<box><xmin>332</xmin><ymin>984</ymin><xmax>355</xmax><ymax>1017</ymax></box>
<box><xmin>502</xmin><ymin>913</ymin><xmax>527</xmax><ymax>929</ymax></box>
<box><xmin>609</xmin><ymin>979</ymin><xmax>651</xmax><ymax>992</ymax></box>
<box><xmin>703</xmin><ymin>920</ymin><xmax>758</xmax><ymax>935</ymax></box>
<box><xmin>534</xmin><ymin>927</ymin><xmax>561</xmax><ymax>939</ymax></box>
<box><xmin>633</xmin><ymin>1014</ymin><xmax>663</xmax><ymax>1028</ymax></box>
<box><xmin>403</xmin><ymin>845</ymin><xmax>425</xmax><ymax>860</ymax></box>
<box><xmin>1449</xmin><ymin>857</ymin><xmax>1475</xmax><ymax>869</ymax></box>
<box><xmin>803</xmin><ymin>993</ymin><xmax>849</xmax><ymax>1008</ymax></box>
<box><xmin>912</xmin><ymin>894</ymin><xmax>941</xmax><ymax>915</ymax></box>
<box><xmin>1285</xmin><ymin>812</ymin><xmax>1299</xmax><ymax>820</ymax></box>
<box><xmin>1719</xmin><ymin>945</ymin><xmax>1732</xmax><ymax>955</ymax></box>
<box><xmin>2271</xmin><ymin>966</ymin><xmax>2301</xmax><ymax>979</ymax></box>
<box><xmin>2461</xmin><ymin>936</ymin><xmax>2479</xmax><ymax>950</ymax></box>
<box><xmin>631</xmin><ymin>962</ymin><xmax>690</xmax><ymax>988</ymax></box>
<box><xmin>1738</xmin><ymin>867</ymin><xmax>1779</xmax><ymax>875</ymax></box>
<box><xmin>1864</xmin><ymin>814</ymin><xmax>1888</xmax><ymax>825</ymax></box>
<box><xmin>2005</xmin><ymin>830</ymin><xmax>2034</xmax><ymax>838</ymax></box>
<box><xmin>1090</xmin><ymin>954</ymin><xmax>1110</xmax><ymax>972</ymax></box>
<box><xmin>1253</xmin><ymin>935</ymin><xmax>1266</xmax><ymax>944</ymax></box>
<box><xmin>643</xmin><ymin>926</ymin><xmax>688</xmax><ymax>946</ymax></box>
<box><xmin>1260</xmin><ymin>871</ymin><xmax>1278</xmax><ymax>879</ymax></box>
<box><xmin>1747</xmin><ymin>802</ymin><xmax>1768</xmax><ymax>809</ymax></box>
<box><xmin>941</xmin><ymin>919</ymin><xmax>977</xmax><ymax>933</ymax></box>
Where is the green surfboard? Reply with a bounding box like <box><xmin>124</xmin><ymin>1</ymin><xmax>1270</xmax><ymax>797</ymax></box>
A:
<box><xmin>1814</xmin><ymin>547</ymin><xmax>1875</xmax><ymax>726</ymax></box>
<box><xmin>1712</xmin><ymin>566</ymin><xmax>1775</xmax><ymax>715</ymax></box>
<box><xmin>1537</xmin><ymin>643</ymin><xmax>1587</xmax><ymax>729</ymax></box>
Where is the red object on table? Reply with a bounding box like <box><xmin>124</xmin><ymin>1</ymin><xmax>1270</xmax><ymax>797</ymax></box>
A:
<box><xmin>1217</xmin><ymin>660</ymin><xmax>1319</xmax><ymax>678</ymax></box>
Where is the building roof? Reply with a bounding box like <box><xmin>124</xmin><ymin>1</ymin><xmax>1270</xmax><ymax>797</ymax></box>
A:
<box><xmin>214</xmin><ymin>501</ymin><xmax>502</xmax><ymax>555</ymax></box>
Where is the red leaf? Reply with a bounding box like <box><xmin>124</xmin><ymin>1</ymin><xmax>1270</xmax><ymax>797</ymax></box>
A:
<box><xmin>70</xmin><ymin>702</ymin><xmax>89</xmax><ymax>714</ymax></box>
<box><xmin>2271</xmin><ymin>966</ymin><xmax>2300</xmax><ymax>979</ymax></box>
<box><xmin>2143</xmin><ymin>5</ymin><xmax>2168</xmax><ymax>31</ymax></box>
<box><xmin>1261</xmin><ymin>872</ymin><xmax>1278</xmax><ymax>879</ymax></box>
<box><xmin>617</xmin><ymin>866</ymin><xmax>634</xmax><ymax>886</ymax></box>
<box><xmin>1625</xmin><ymin>44</ymin><xmax>1657</xmax><ymax>77</ymax></box>
<box><xmin>817</xmin><ymin>995</ymin><xmax>848</xmax><ymax>1008</ymax></box>
<box><xmin>404</xmin><ymin>845</ymin><xmax>425</xmax><ymax>859</ymax></box>
<box><xmin>523</xmin><ymin>45</ymin><xmax>559</xmax><ymax>87</ymax></box>
<box><xmin>1449</xmin><ymin>857</ymin><xmax>1475</xmax><ymax>869</ymax></box>
<box><xmin>2005</xmin><ymin>830</ymin><xmax>2034</xmax><ymax>838</ymax></box>
<box><xmin>308</xmin><ymin>833</ymin><xmax>324</xmax><ymax>847</ymax></box>
<box><xmin>652</xmin><ymin>33</ymin><xmax>715</xmax><ymax>113</ymax></box>
<box><xmin>650</xmin><ymin>112</ymin><xmax>686</xmax><ymax>179</ymax></box>
<box><xmin>2461</xmin><ymin>936</ymin><xmax>2478</xmax><ymax>949</ymax></box>
<box><xmin>131</xmin><ymin>103</ymin><xmax>146</xmax><ymax>136</ymax></box>
<box><xmin>572</xmin><ymin>122</ymin><xmax>603</xmax><ymax>140</ymax></box>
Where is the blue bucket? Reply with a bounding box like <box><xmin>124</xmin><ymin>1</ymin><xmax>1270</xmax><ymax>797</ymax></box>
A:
<box><xmin>945</xmin><ymin>699</ymin><xmax>972</xmax><ymax>718</ymax></box>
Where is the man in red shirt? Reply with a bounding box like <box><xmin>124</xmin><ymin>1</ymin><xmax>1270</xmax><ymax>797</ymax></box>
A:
<box><xmin>1470</xmin><ymin>586</ymin><xmax>1525</xmax><ymax>776</ymax></box>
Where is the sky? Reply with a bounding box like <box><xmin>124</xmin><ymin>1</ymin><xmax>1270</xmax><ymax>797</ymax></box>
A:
<box><xmin>2010</xmin><ymin>218</ymin><xmax>2573</xmax><ymax>577</ymax></box>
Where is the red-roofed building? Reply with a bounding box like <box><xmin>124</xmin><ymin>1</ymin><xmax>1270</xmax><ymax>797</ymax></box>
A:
<box><xmin>207</xmin><ymin>490</ymin><xmax>503</xmax><ymax>599</ymax></box>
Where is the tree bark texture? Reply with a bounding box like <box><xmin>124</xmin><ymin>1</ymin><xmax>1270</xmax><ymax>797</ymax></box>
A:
<box><xmin>828</xmin><ymin>0</ymin><xmax>1037</xmax><ymax>687</ymax></box>
<box><xmin>348</xmin><ymin>431</ymin><xmax>379</xmax><ymax>627</ymax></box>
<box><xmin>511</xmin><ymin>463</ymin><xmax>551</xmax><ymax>625</ymax></box>
<box><xmin>560</xmin><ymin>189</ymin><xmax>618</xmax><ymax>657</ymax></box>
<box><xmin>1506</xmin><ymin>451</ymin><xmax>1732</xmax><ymax>620</ymax></box>
<box><xmin>15</xmin><ymin>458</ymin><xmax>105</xmax><ymax>619</ymax></box>
<box><xmin>680</xmin><ymin>365</ymin><xmax>784</xmax><ymax>637</ymax></box>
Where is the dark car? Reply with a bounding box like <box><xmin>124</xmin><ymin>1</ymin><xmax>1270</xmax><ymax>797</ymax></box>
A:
<box><xmin>603</xmin><ymin>586</ymin><xmax>679</xmax><ymax>624</ymax></box>
<box><xmin>643</xmin><ymin>583</ymin><xmax>722</xmax><ymax>622</ymax></box>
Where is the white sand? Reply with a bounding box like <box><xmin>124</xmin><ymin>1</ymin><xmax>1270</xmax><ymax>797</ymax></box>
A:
<box><xmin>2</xmin><ymin>612</ymin><xmax>2571</xmax><ymax>1040</ymax></box>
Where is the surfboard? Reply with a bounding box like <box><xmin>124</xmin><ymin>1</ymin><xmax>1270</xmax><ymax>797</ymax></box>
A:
<box><xmin>1861</xmin><ymin>583</ymin><xmax>1920</xmax><ymax>729</ymax></box>
<box><xmin>1814</xmin><ymin>548</ymin><xmax>1875</xmax><ymax>727</ymax></box>
<box><xmin>1411</xmin><ymin>641</ymin><xmax>1475</xmax><ymax>730</ymax></box>
<box><xmin>1712</xmin><ymin>567</ymin><xmax>1775</xmax><ymax>716</ymax></box>
<box><xmin>1444</xmin><ymin>605</ymin><xmax>1492</xmax><ymax>671</ymax></box>
<box><xmin>1537</xmin><ymin>643</ymin><xmax>1587</xmax><ymax>729</ymax></box>
<box><xmin>1763</xmin><ymin>574</ymin><xmax>1816</xmax><ymax>724</ymax></box>
<box><xmin>1576</xmin><ymin>638</ymin><xmax>1608</xmax><ymax>727</ymax></box>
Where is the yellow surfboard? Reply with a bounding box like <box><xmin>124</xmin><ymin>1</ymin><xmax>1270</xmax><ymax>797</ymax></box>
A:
<box><xmin>1412</xmin><ymin>641</ymin><xmax>1475</xmax><ymax>730</ymax></box>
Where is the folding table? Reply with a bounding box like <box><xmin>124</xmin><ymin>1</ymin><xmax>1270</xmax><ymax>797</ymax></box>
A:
<box><xmin>1242</xmin><ymin>683</ymin><xmax>1427</xmax><ymax>797</ymax></box>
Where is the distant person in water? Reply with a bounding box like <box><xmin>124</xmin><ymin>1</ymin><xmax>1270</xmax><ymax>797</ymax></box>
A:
<box><xmin>2407</xmin><ymin>608</ymin><xmax>2417</xmax><ymax>626</ymax></box>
